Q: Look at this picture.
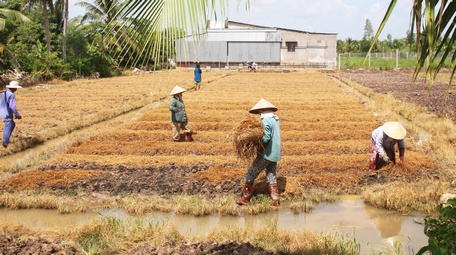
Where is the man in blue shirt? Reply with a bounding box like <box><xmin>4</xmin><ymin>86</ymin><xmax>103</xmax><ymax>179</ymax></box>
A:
<box><xmin>236</xmin><ymin>98</ymin><xmax>281</xmax><ymax>207</ymax></box>
<box><xmin>1</xmin><ymin>81</ymin><xmax>23</xmax><ymax>148</ymax></box>
<box><xmin>369</xmin><ymin>122</ymin><xmax>406</xmax><ymax>170</ymax></box>
<box><xmin>193</xmin><ymin>64</ymin><xmax>202</xmax><ymax>91</ymax></box>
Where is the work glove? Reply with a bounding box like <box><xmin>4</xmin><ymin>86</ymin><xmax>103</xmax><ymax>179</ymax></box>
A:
<box><xmin>382</xmin><ymin>154</ymin><xmax>391</xmax><ymax>163</ymax></box>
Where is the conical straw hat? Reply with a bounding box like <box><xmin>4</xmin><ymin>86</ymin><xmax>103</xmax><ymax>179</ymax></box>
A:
<box><xmin>249</xmin><ymin>98</ymin><xmax>278</xmax><ymax>114</ymax></box>
<box><xmin>383</xmin><ymin>122</ymin><xmax>406</xmax><ymax>140</ymax></box>
<box><xmin>170</xmin><ymin>85</ymin><xmax>186</xmax><ymax>95</ymax></box>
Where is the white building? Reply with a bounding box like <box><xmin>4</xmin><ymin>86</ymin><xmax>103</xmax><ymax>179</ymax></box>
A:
<box><xmin>175</xmin><ymin>20</ymin><xmax>337</xmax><ymax>69</ymax></box>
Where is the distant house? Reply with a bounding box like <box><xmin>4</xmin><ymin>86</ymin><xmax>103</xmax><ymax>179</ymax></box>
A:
<box><xmin>175</xmin><ymin>20</ymin><xmax>337</xmax><ymax>69</ymax></box>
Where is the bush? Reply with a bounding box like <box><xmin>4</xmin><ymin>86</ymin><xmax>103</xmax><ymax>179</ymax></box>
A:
<box><xmin>417</xmin><ymin>198</ymin><xmax>456</xmax><ymax>255</ymax></box>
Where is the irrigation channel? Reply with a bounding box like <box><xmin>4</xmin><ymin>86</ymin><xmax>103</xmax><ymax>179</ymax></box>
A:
<box><xmin>1</xmin><ymin>196</ymin><xmax>426</xmax><ymax>254</ymax></box>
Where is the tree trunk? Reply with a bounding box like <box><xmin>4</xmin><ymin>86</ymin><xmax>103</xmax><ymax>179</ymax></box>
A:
<box><xmin>62</xmin><ymin>0</ymin><xmax>68</xmax><ymax>62</ymax></box>
<box><xmin>42</xmin><ymin>0</ymin><xmax>51</xmax><ymax>53</ymax></box>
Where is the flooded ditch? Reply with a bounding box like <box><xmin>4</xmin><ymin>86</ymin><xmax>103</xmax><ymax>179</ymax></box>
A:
<box><xmin>1</xmin><ymin>196</ymin><xmax>427</xmax><ymax>254</ymax></box>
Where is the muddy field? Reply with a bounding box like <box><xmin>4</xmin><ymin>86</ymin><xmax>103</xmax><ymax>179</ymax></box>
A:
<box><xmin>336</xmin><ymin>68</ymin><xmax>456</xmax><ymax>122</ymax></box>
<box><xmin>0</xmin><ymin>69</ymin><xmax>454</xmax><ymax>254</ymax></box>
<box><xmin>0</xmin><ymin>234</ymin><xmax>273</xmax><ymax>255</ymax></box>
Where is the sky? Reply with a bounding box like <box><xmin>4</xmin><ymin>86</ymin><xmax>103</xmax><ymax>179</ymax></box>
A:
<box><xmin>68</xmin><ymin>0</ymin><xmax>412</xmax><ymax>41</ymax></box>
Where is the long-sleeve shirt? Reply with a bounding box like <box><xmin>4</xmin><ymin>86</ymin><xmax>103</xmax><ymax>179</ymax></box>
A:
<box><xmin>261</xmin><ymin>116</ymin><xmax>281</xmax><ymax>162</ymax></box>
<box><xmin>194</xmin><ymin>68</ymin><xmax>202</xmax><ymax>82</ymax></box>
<box><xmin>169</xmin><ymin>96</ymin><xmax>187</xmax><ymax>122</ymax></box>
<box><xmin>0</xmin><ymin>89</ymin><xmax>21</xmax><ymax>120</ymax></box>
<box><xmin>372</xmin><ymin>126</ymin><xmax>405</xmax><ymax>158</ymax></box>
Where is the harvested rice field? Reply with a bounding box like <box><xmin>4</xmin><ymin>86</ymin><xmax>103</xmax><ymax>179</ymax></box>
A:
<box><xmin>0</xmin><ymin>70</ymin><xmax>449</xmax><ymax>199</ymax></box>
<box><xmin>1</xmin><ymin>69</ymin><xmax>456</xmax><ymax>254</ymax></box>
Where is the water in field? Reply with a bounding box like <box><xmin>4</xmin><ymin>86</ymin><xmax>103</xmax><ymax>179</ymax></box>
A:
<box><xmin>0</xmin><ymin>195</ymin><xmax>426</xmax><ymax>254</ymax></box>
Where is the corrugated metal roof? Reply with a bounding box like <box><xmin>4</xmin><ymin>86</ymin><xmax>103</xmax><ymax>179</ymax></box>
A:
<box><xmin>227</xmin><ymin>20</ymin><xmax>338</xmax><ymax>35</ymax></box>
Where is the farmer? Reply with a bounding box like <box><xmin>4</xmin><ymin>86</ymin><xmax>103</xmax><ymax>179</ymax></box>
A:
<box><xmin>246</xmin><ymin>60</ymin><xmax>253</xmax><ymax>71</ymax></box>
<box><xmin>251</xmin><ymin>62</ymin><xmax>257</xmax><ymax>72</ymax></box>
<box><xmin>0</xmin><ymin>81</ymin><xmax>23</xmax><ymax>148</ymax></box>
<box><xmin>169</xmin><ymin>85</ymin><xmax>193</xmax><ymax>142</ymax></box>
<box><xmin>236</xmin><ymin>98</ymin><xmax>281</xmax><ymax>207</ymax></box>
<box><xmin>194</xmin><ymin>63</ymin><xmax>202</xmax><ymax>90</ymax></box>
<box><xmin>369</xmin><ymin>121</ymin><xmax>406</xmax><ymax>170</ymax></box>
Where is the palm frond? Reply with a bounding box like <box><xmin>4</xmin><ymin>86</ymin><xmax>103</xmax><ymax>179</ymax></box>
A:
<box><xmin>107</xmin><ymin>0</ymin><xmax>251</xmax><ymax>68</ymax></box>
<box><xmin>372</xmin><ymin>1</ymin><xmax>456</xmax><ymax>88</ymax></box>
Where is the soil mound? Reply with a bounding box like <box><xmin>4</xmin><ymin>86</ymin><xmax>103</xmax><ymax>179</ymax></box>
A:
<box><xmin>122</xmin><ymin>241</ymin><xmax>278</xmax><ymax>255</ymax></box>
<box><xmin>0</xmin><ymin>234</ymin><xmax>79</xmax><ymax>255</ymax></box>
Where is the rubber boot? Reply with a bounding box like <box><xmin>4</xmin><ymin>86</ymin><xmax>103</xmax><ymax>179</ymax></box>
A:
<box><xmin>269</xmin><ymin>183</ymin><xmax>280</xmax><ymax>207</ymax></box>
<box><xmin>185</xmin><ymin>132</ymin><xmax>194</xmax><ymax>142</ymax></box>
<box><xmin>236</xmin><ymin>182</ymin><xmax>253</xmax><ymax>206</ymax></box>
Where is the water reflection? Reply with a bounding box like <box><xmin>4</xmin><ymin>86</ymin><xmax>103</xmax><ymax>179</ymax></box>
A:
<box><xmin>0</xmin><ymin>197</ymin><xmax>426</xmax><ymax>254</ymax></box>
<box><xmin>365</xmin><ymin>204</ymin><xmax>406</xmax><ymax>247</ymax></box>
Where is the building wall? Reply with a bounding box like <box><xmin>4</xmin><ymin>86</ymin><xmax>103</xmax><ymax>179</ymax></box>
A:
<box><xmin>175</xmin><ymin>21</ymin><xmax>337</xmax><ymax>69</ymax></box>
<box><xmin>176</xmin><ymin>29</ymin><xmax>281</xmax><ymax>64</ymax></box>
<box><xmin>279</xmin><ymin>29</ymin><xmax>337</xmax><ymax>69</ymax></box>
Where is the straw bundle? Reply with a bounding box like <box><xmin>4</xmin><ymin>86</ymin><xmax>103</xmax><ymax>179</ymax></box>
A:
<box><xmin>231</xmin><ymin>116</ymin><xmax>264</xmax><ymax>161</ymax></box>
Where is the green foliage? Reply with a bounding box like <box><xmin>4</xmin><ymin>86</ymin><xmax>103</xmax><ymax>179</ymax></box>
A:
<box><xmin>417</xmin><ymin>198</ymin><xmax>456</xmax><ymax>255</ymax></box>
<box><xmin>362</xmin><ymin>19</ymin><xmax>373</xmax><ymax>41</ymax></box>
<box><xmin>0</xmin><ymin>0</ymin><xmax>22</xmax><ymax>11</ymax></box>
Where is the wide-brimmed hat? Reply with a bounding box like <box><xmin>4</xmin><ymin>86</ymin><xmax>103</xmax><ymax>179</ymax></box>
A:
<box><xmin>6</xmin><ymin>81</ymin><xmax>22</xmax><ymax>89</ymax></box>
<box><xmin>170</xmin><ymin>85</ymin><xmax>186</xmax><ymax>95</ymax></box>
<box><xmin>249</xmin><ymin>98</ymin><xmax>278</xmax><ymax>114</ymax></box>
<box><xmin>383</xmin><ymin>122</ymin><xmax>406</xmax><ymax>140</ymax></box>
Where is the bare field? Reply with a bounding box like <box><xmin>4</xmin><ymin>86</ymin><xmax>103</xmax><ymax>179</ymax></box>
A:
<box><xmin>0</xmin><ymin>70</ymin><xmax>446</xmax><ymax>201</ymax></box>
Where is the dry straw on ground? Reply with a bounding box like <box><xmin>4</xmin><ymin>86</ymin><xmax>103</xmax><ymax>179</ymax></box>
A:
<box><xmin>231</xmin><ymin>116</ymin><xmax>264</xmax><ymax>161</ymax></box>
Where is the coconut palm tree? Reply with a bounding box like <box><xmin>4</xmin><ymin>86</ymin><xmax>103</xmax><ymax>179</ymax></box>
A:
<box><xmin>369</xmin><ymin>0</ymin><xmax>456</xmax><ymax>86</ymax></box>
<box><xmin>107</xmin><ymin>0</ymin><xmax>252</xmax><ymax>68</ymax></box>
<box><xmin>0</xmin><ymin>8</ymin><xmax>31</xmax><ymax>73</ymax></box>
<box><xmin>0</xmin><ymin>8</ymin><xmax>31</xmax><ymax>31</ymax></box>
<box><xmin>75</xmin><ymin>0</ymin><xmax>128</xmax><ymax>63</ymax></box>
<box><xmin>0</xmin><ymin>8</ymin><xmax>31</xmax><ymax>54</ymax></box>
<box><xmin>24</xmin><ymin>0</ymin><xmax>54</xmax><ymax>53</ymax></box>
<box><xmin>61</xmin><ymin>0</ymin><xmax>69</xmax><ymax>62</ymax></box>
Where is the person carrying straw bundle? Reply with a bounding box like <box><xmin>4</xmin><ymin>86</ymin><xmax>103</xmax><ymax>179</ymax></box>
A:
<box><xmin>235</xmin><ymin>98</ymin><xmax>281</xmax><ymax>207</ymax></box>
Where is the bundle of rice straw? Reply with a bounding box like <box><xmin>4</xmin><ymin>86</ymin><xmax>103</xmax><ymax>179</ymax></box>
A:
<box><xmin>231</xmin><ymin>116</ymin><xmax>264</xmax><ymax>161</ymax></box>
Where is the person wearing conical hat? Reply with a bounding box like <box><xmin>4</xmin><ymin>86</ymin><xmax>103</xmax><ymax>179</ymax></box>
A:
<box><xmin>1</xmin><ymin>81</ymin><xmax>23</xmax><ymax>148</ymax></box>
<box><xmin>236</xmin><ymin>98</ymin><xmax>281</xmax><ymax>207</ymax></box>
<box><xmin>169</xmin><ymin>85</ymin><xmax>193</xmax><ymax>142</ymax></box>
<box><xmin>369</xmin><ymin>122</ymin><xmax>406</xmax><ymax>170</ymax></box>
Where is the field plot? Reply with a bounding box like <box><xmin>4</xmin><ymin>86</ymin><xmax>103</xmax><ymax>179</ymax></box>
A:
<box><xmin>0</xmin><ymin>71</ymin><xmax>227</xmax><ymax>157</ymax></box>
<box><xmin>337</xmin><ymin>68</ymin><xmax>456</xmax><ymax>123</ymax></box>
<box><xmin>0</xmin><ymin>71</ymin><xmax>441</xmax><ymax>201</ymax></box>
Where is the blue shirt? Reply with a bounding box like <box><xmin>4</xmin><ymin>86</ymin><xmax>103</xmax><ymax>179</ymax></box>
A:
<box><xmin>0</xmin><ymin>89</ymin><xmax>21</xmax><ymax>120</ymax></box>
<box><xmin>261</xmin><ymin>116</ymin><xmax>281</xmax><ymax>162</ymax></box>
<box><xmin>194</xmin><ymin>67</ymin><xmax>202</xmax><ymax>82</ymax></box>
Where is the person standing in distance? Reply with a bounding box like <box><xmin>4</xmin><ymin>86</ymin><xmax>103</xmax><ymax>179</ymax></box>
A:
<box><xmin>1</xmin><ymin>81</ymin><xmax>23</xmax><ymax>148</ymax></box>
<box><xmin>194</xmin><ymin>64</ymin><xmax>202</xmax><ymax>90</ymax></box>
